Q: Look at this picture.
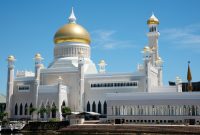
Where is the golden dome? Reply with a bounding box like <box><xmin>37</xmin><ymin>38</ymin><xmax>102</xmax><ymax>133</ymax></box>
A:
<box><xmin>54</xmin><ymin>23</ymin><xmax>91</xmax><ymax>44</ymax></box>
<box><xmin>147</xmin><ymin>14</ymin><xmax>159</xmax><ymax>25</ymax></box>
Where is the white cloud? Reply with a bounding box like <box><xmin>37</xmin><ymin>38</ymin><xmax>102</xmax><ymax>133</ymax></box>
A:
<box><xmin>161</xmin><ymin>24</ymin><xmax>200</xmax><ymax>51</ymax></box>
<box><xmin>91</xmin><ymin>30</ymin><xmax>136</xmax><ymax>50</ymax></box>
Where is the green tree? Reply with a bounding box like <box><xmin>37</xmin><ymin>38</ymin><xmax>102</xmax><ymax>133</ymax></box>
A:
<box><xmin>0</xmin><ymin>111</ymin><xmax>8</xmax><ymax>121</ymax></box>
<box><xmin>61</xmin><ymin>106</ymin><xmax>71</xmax><ymax>120</ymax></box>
<box><xmin>38</xmin><ymin>107</ymin><xmax>47</xmax><ymax>119</ymax></box>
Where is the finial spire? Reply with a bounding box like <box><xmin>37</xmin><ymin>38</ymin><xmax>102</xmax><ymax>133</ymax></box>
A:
<box><xmin>68</xmin><ymin>7</ymin><xmax>76</xmax><ymax>24</ymax></box>
<box><xmin>187</xmin><ymin>61</ymin><xmax>193</xmax><ymax>92</ymax></box>
<box><xmin>187</xmin><ymin>61</ymin><xmax>192</xmax><ymax>81</ymax></box>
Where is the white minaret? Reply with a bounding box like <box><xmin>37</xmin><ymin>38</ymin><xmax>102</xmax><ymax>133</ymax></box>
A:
<box><xmin>98</xmin><ymin>60</ymin><xmax>107</xmax><ymax>73</ymax></box>
<box><xmin>147</xmin><ymin>13</ymin><xmax>160</xmax><ymax>66</ymax></box>
<box><xmin>34</xmin><ymin>53</ymin><xmax>43</xmax><ymax>80</ymax></box>
<box><xmin>57</xmin><ymin>76</ymin><xmax>63</xmax><ymax>120</ymax></box>
<box><xmin>6</xmin><ymin>55</ymin><xmax>16</xmax><ymax>118</ymax></box>
<box><xmin>147</xmin><ymin>13</ymin><xmax>163</xmax><ymax>86</ymax></box>
<box><xmin>33</xmin><ymin>53</ymin><xmax>43</xmax><ymax>119</ymax></box>
<box><xmin>78</xmin><ymin>50</ymin><xmax>85</xmax><ymax>111</ymax></box>
<box><xmin>142</xmin><ymin>46</ymin><xmax>151</xmax><ymax>92</ymax></box>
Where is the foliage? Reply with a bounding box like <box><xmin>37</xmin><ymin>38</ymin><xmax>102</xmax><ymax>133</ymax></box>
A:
<box><xmin>0</xmin><ymin>111</ymin><xmax>8</xmax><ymax>121</ymax></box>
<box><xmin>51</xmin><ymin>106</ymin><xmax>58</xmax><ymax>112</ymax></box>
<box><xmin>61</xmin><ymin>106</ymin><xmax>71</xmax><ymax>119</ymax></box>
<box><xmin>49</xmin><ymin>118</ymin><xmax>60</xmax><ymax>122</ymax></box>
<box><xmin>29</xmin><ymin>107</ymin><xmax>37</xmax><ymax>115</ymax></box>
<box><xmin>38</xmin><ymin>107</ymin><xmax>47</xmax><ymax>114</ymax></box>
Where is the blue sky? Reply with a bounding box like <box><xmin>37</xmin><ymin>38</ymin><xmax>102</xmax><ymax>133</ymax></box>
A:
<box><xmin>0</xmin><ymin>0</ymin><xmax>200</xmax><ymax>94</ymax></box>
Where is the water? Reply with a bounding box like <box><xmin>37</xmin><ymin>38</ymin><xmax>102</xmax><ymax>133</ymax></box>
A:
<box><xmin>0</xmin><ymin>133</ymin><xmax>195</xmax><ymax>135</ymax></box>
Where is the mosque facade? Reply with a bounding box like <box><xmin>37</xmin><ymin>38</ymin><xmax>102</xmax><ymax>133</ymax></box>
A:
<box><xmin>6</xmin><ymin>8</ymin><xmax>200</xmax><ymax>124</ymax></box>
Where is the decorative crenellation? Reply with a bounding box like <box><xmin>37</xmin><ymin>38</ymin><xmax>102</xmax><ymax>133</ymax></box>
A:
<box><xmin>16</xmin><ymin>70</ymin><xmax>35</xmax><ymax>77</ymax></box>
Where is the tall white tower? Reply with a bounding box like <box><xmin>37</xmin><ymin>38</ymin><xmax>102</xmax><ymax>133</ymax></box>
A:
<box><xmin>147</xmin><ymin>13</ymin><xmax>160</xmax><ymax>66</ymax></box>
<box><xmin>34</xmin><ymin>53</ymin><xmax>43</xmax><ymax>111</ymax></box>
<box><xmin>78</xmin><ymin>50</ymin><xmax>85</xmax><ymax>112</ymax></box>
<box><xmin>6</xmin><ymin>55</ymin><xmax>16</xmax><ymax>118</ymax></box>
<box><xmin>146</xmin><ymin>13</ymin><xmax>163</xmax><ymax>87</ymax></box>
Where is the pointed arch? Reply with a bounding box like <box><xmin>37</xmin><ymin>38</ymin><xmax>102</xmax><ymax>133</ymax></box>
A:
<box><xmin>24</xmin><ymin>103</ymin><xmax>28</xmax><ymax>115</ymax></box>
<box><xmin>87</xmin><ymin>101</ymin><xmax>90</xmax><ymax>112</ymax></box>
<box><xmin>51</xmin><ymin>102</ymin><xmax>57</xmax><ymax>118</ymax></box>
<box><xmin>15</xmin><ymin>103</ymin><xmax>18</xmax><ymax>115</ymax></box>
<box><xmin>92</xmin><ymin>101</ymin><xmax>96</xmax><ymax>112</ymax></box>
<box><xmin>104</xmin><ymin>101</ymin><xmax>107</xmax><ymax>114</ymax></box>
<box><xmin>20</xmin><ymin>103</ymin><xmax>23</xmax><ymax>115</ymax></box>
<box><xmin>98</xmin><ymin>101</ymin><xmax>102</xmax><ymax>114</ymax></box>
<box><xmin>29</xmin><ymin>103</ymin><xmax>33</xmax><ymax>115</ymax></box>
<box><xmin>62</xmin><ymin>101</ymin><xmax>66</xmax><ymax>107</ymax></box>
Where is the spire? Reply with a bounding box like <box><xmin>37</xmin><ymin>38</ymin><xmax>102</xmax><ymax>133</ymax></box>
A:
<box><xmin>187</xmin><ymin>61</ymin><xmax>192</xmax><ymax>81</ymax></box>
<box><xmin>68</xmin><ymin>7</ymin><xmax>76</xmax><ymax>24</ymax></box>
<box><xmin>187</xmin><ymin>61</ymin><xmax>193</xmax><ymax>92</ymax></box>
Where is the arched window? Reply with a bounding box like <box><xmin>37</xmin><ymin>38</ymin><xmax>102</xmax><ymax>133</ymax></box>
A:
<box><xmin>20</xmin><ymin>103</ymin><xmax>23</xmax><ymax>115</ymax></box>
<box><xmin>104</xmin><ymin>101</ymin><xmax>107</xmax><ymax>114</ymax></box>
<box><xmin>62</xmin><ymin>101</ymin><xmax>66</xmax><ymax>107</ymax></box>
<box><xmin>98</xmin><ymin>101</ymin><xmax>102</xmax><ymax>114</ymax></box>
<box><xmin>24</xmin><ymin>103</ymin><xmax>28</xmax><ymax>115</ymax></box>
<box><xmin>192</xmin><ymin>105</ymin><xmax>195</xmax><ymax>116</ymax></box>
<box><xmin>29</xmin><ymin>103</ymin><xmax>33</xmax><ymax>115</ymax></box>
<box><xmin>92</xmin><ymin>101</ymin><xmax>96</xmax><ymax>112</ymax></box>
<box><xmin>51</xmin><ymin>102</ymin><xmax>57</xmax><ymax>118</ymax></box>
<box><xmin>15</xmin><ymin>103</ymin><xmax>18</xmax><ymax>115</ymax></box>
<box><xmin>87</xmin><ymin>101</ymin><xmax>90</xmax><ymax>112</ymax></box>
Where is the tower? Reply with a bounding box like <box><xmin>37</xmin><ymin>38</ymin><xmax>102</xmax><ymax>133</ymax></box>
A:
<box><xmin>147</xmin><ymin>13</ymin><xmax>160</xmax><ymax>66</ymax></box>
<box><xmin>34</xmin><ymin>53</ymin><xmax>43</xmax><ymax>115</ymax></box>
<box><xmin>146</xmin><ymin>13</ymin><xmax>163</xmax><ymax>86</ymax></box>
<box><xmin>142</xmin><ymin>46</ymin><xmax>151</xmax><ymax>92</ymax></box>
<box><xmin>78</xmin><ymin>50</ymin><xmax>85</xmax><ymax>111</ymax></box>
<box><xmin>6</xmin><ymin>55</ymin><xmax>16</xmax><ymax>118</ymax></box>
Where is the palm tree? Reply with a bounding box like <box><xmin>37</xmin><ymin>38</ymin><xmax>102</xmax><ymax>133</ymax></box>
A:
<box><xmin>29</xmin><ymin>107</ymin><xmax>37</xmax><ymax>120</ymax></box>
<box><xmin>61</xmin><ymin>106</ymin><xmax>71</xmax><ymax>121</ymax></box>
<box><xmin>38</xmin><ymin>107</ymin><xmax>47</xmax><ymax>120</ymax></box>
<box><xmin>51</xmin><ymin>105</ymin><xmax>58</xmax><ymax>118</ymax></box>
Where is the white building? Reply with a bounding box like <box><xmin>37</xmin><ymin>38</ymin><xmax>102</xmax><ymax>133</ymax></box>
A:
<box><xmin>6</xmin><ymin>8</ymin><xmax>200</xmax><ymax>124</ymax></box>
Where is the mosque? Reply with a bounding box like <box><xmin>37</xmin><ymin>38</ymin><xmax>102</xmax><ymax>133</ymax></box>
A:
<box><xmin>5</xmin><ymin>8</ymin><xmax>200</xmax><ymax>124</ymax></box>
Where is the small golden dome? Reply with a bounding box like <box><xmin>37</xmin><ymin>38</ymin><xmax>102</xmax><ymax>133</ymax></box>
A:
<box><xmin>35</xmin><ymin>53</ymin><xmax>41</xmax><ymax>58</ymax></box>
<box><xmin>54</xmin><ymin>23</ymin><xmax>91</xmax><ymax>44</ymax></box>
<box><xmin>7</xmin><ymin>55</ymin><xmax>15</xmax><ymax>61</ymax></box>
<box><xmin>99</xmin><ymin>59</ymin><xmax>107</xmax><ymax>66</ymax></box>
<box><xmin>147</xmin><ymin>14</ymin><xmax>159</xmax><ymax>25</ymax></box>
<box><xmin>34</xmin><ymin>53</ymin><xmax>43</xmax><ymax>60</ymax></box>
<box><xmin>143</xmin><ymin>46</ymin><xmax>150</xmax><ymax>52</ymax></box>
<box><xmin>99</xmin><ymin>60</ymin><xmax>105</xmax><ymax>64</ymax></box>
